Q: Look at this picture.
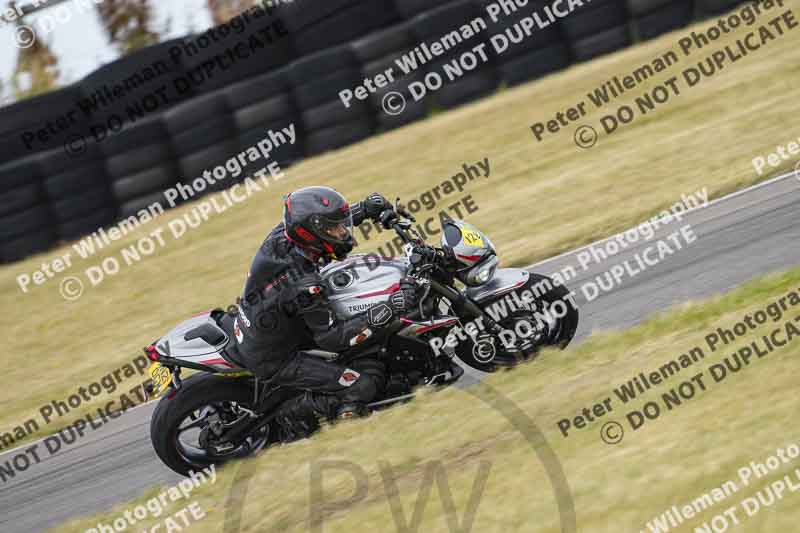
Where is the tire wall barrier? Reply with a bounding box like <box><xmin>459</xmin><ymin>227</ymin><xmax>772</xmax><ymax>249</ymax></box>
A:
<box><xmin>0</xmin><ymin>0</ymin><xmax>744</xmax><ymax>263</ymax></box>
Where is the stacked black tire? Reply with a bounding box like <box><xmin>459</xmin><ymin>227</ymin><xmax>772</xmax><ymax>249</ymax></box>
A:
<box><xmin>179</xmin><ymin>8</ymin><xmax>294</xmax><ymax>96</ymax></box>
<box><xmin>477</xmin><ymin>0</ymin><xmax>572</xmax><ymax>87</ymax></box>
<box><xmin>165</xmin><ymin>92</ymin><xmax>239</xmax><ymax>198</ymax></box>
<box><xmin>103</xmin><ymin>118</ymin><xmax>177</xmax><ymax>219</ymax></box>
<box><xmin>630</xmin><ymin>0</ymin><xmax>695</xmax><ymax>40</ymax></box>
<box><xmin>0</xmin><ymin>0</ymin><xmax>754</xmax><ymax>264</ymax></box>
<box><xmin>404</xmin><ymin>0</ymin><xmax>499</xmax><ymax>109</ymax></box>
<box><xmin>0</xmin><ymin>87</ymin><xmax>84</xmax><ymax>260</ymax></box>
<box><xmin>78</xmin><ymin>39</ymin><xmax>192</xmax><ymax>136</ymax></box>
<box><xmin>282</xmin><ymin>0</ymin><xmax>401</xmax><ymax>56</ymax></box>
<box><xmin>0</xmin><ymin>86</ymin><xmax>85</xmax><ymax>161</ymax></box>
<box><xmin>224</xmin><ymin>69</ymin><xmax>302</xmax><ymax>176</ymax></box>
<box><xmin>287</xmin><ymin>45</ymin><xmax>375</xmax><ymax>156</ymax></box>
<box><xmin>37</xmin><ymin>139</ymin><xmax>115</xmax><ymax>242</ymax></box>
<box><xmin>351</xmin><ymin>24</ymin><xmax>429</xmax><ymax>131</ymax></box>
<box><xmin>695</xmin><ymin>0</ymin><xmax>745</xmax><ymax>16</ymax></box>
<box><xmin>393</xmin><ymin>0</ymin><xmax>452</xmax><ymax>18</ymax></box>
<box><xmin>561</xmin><ymin>0</ymin><xmax>632</xmax><ymax>62</ymax></box>
<box><xmin>0</xmin><ymin>156</ymin><xmax>55</xmax><ymax>262</ymax></box>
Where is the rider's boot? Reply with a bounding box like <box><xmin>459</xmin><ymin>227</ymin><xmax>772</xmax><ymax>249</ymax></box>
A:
<box><xmin>270</xmin><ymin>392</ymin><xmax>330</xmax><ymax>442</ymax></box>
<box><xmin>335</xmin><ymin>402</ymin><xmax>370</xmax><ymax>419</ymax></box>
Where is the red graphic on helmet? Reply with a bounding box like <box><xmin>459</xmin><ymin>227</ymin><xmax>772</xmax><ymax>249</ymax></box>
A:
<box><xmin>296</xmin><ymin>227</ymin><xmax>315</xmax><ymax>242</ymax></box>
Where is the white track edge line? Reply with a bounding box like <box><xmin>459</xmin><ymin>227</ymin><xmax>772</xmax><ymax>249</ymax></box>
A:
<box><xmin>525</xmin><ymin>171</ymin><xmax>796</xmax><ymax>270</ymax></box>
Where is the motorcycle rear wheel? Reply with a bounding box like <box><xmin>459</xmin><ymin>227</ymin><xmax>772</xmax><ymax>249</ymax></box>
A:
<box><xmin>150</xmin><ymin>373</ymin><xmax>267</xmax><ymax>476</ymax></box>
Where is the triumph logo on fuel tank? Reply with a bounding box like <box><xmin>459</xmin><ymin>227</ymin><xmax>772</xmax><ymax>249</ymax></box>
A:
<box><xmin>347</xmin><ymin>303</ymin><xmax>372</xmax><ymax>313</ymax></box>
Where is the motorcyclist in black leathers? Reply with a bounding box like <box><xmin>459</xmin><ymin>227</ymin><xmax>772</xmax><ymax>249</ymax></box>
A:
<box><xmin>228</xmin><ymin>186</ymin><xmax>416</xmax><ymax>434</ymax></box>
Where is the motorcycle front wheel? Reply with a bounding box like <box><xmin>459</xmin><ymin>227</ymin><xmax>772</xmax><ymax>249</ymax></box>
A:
<box><xmin>453</xmin><ymin>273</ymin><xmax>579</xmax><ymax>372</ymax></box>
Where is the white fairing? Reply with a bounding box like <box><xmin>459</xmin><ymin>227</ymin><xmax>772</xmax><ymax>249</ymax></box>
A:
<box><xmin>155</xmin><ymin>312</ymin><xmax>239</xmax><ymax>370</ymax></box>
<box><xmin>320</xmin><ymin>254</ymin><xmax>410</xmax><ymax>319</ymax></box>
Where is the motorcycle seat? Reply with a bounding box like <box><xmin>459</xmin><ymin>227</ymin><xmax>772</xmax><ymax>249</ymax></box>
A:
<box><xmin>213</xmin><ymin>310</ymin><xmax>249</xmax><ymax>369</ymax></box>
<box><xmin>183</xmin><ymin>323</ymin><xmax>226</xmax><ymax>346</ymax></box>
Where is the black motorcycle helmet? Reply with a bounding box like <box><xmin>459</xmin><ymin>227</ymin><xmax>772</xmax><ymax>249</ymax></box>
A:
<box><xmin>283</xmin><ymin>186</ymin><xmax>355</xmax><ymax>261</ymax></box>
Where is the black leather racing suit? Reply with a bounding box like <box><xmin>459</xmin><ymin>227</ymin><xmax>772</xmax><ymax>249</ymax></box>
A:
<box><xmin>227</xmin><ymin>205</ymin><xmax>398</xmax><ymax>420</ymax></box>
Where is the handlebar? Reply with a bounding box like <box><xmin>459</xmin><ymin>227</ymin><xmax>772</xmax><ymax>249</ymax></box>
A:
<box><xmin>379</xmin><ymin>198</ymin><xmax>444</xmax><ymax>277</ymax></box>
<box><xmin>396</xmin><ymin>203</ymin><xmax>416</xmax><ymax>223</ymax></box>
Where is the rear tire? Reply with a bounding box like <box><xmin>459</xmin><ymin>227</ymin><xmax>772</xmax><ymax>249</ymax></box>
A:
<box><xmin>150</xmin><ymin>373</ymin><xmax>260</xmax><ymax>476</ymax></box>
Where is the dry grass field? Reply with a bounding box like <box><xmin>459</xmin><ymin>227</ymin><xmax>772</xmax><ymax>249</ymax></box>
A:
<box><xmin>0</xmin><ymin>3</ymin><xmax>798</xmax><ymax>529</ymax></box>
<box><xmin>52</xmin><ymin>266</ymin><xmax>800</xmax><ymax>532</ymax></box>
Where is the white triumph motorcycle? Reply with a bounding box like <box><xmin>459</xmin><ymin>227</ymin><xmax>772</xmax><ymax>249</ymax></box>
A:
<box><xmin>145</xmin><ymin>204</ymin><xmax>579</xmax><ymax>475</ymax></box>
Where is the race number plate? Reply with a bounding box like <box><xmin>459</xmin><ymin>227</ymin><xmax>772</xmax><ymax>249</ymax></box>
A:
<box><xmin>148</xmin><ymin>362</ymin><xmax>173</xmax><ymax>396</ymax></box>
<box><xmin>461</xmin><ymin>228</ymin><xmax>484</xmax><ymax>248</ymax></box>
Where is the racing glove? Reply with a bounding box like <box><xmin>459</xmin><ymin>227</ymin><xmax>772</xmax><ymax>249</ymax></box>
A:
<box><xmin>359</xmin><ymin>277</ymin><xmax>420</xmax><ymax>332</ymax></box>
<box><xmin>389</xmin><ymin>277</ymin><xmax>420</xmax><ymax>314</ymax></box>
<box><xmin>379</xmin><ymin>209</ymin><xmax>399</xmax><ymax>229</ymax></box>
<box><xmin>363</xmin><ymin>193</ymin><xmax>391</xmax><ymax>221</ymax></box>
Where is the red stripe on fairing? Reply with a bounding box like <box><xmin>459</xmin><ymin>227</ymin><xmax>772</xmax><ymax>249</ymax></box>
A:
<box><xmin>191</xmin><ymin>310</ymin><xmax>212</xmax><ymax>318</ymax></box>
<box><xmin>203</xmin><ymin>358</ymin><xmax>234</xmax><ymax>368</ymax></box>
<box><xmin>415</xmin><ymin>319</ymin><xmax>458</xmax><ymax>334</ymax></box>
<box><xmin>400</xmin><ymin>319</ymin><xmax>459</xmax><ymax>335</ymax></box>
<box><xmin>484</xmin><ymin>278</ymin><xmax>527</xmax><ymax>299</ymax></box>
<box><xmin>355</xmin><ymin>282</ymin><xmax>400</xmax><ymax>298</ymax></box>
<box><xmin>457</xmin><ymin>254</ymin><xmax>483</xmax><ymax>262</ymax></box>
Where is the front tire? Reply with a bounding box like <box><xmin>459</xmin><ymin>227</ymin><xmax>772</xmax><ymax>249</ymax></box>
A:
<box><xmin>454</xmin><ymin>273</ymin><xmax>579</xmax><ymax>372</ymax></box>
<box><xmin>150</xmin><ymin>373</ymin><xmax>263</xmax><ymax>476</ymax></box>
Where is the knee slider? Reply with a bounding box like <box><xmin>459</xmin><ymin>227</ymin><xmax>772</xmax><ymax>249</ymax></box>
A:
<box><xmin>343</xmin><ymin>373</ymin><xmax>378</xmax><ymax>403</ymax></box>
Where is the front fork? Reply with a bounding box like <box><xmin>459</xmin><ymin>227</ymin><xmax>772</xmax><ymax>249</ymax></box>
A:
<box><xmin>428</xmin><ymin>280</ymin><xmax>505</xmax><ymax>334</ymax></box>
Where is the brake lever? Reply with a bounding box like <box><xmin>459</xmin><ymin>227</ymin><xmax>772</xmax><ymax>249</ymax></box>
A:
<box><xmin>395</xmin><ymin>197</ymin><xmax>416</xmax><ymax>222</ymax></box>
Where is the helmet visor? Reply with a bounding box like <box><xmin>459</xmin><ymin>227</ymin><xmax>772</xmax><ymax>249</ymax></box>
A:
<box><xmin>311</xmin><ymin>212</ymin><xmax>354</xmax><ymax>245</ymax></box>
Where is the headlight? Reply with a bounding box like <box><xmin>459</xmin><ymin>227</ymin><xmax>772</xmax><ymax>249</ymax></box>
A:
<box><xmin>463</xmin><ymin>255</ymin><xmax>498</xmax><ymax>286</ymax></box>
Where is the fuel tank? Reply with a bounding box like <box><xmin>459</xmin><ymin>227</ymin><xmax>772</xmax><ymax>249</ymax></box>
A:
<box><xmin>319</xmin><ymin>254</ymin><xmax>410</xmax><ymax>319</ymax></box>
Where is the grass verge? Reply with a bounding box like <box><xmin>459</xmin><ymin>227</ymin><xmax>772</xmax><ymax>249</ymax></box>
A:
<box><xmin>2</xmin><ymin>3</ymin><xmax>799</xmax><ymax>454</ymax></box>
<box><xmin>51</xmin><ymin>264</ymin><xmax>800</xmax><ymax>532</ymax></box>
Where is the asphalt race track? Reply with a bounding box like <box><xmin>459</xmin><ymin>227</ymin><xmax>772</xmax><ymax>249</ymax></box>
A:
<box><xmin>2</xmin><ymin>172</ymin><xmax>799</xmax><ymax>533</ymax></box>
